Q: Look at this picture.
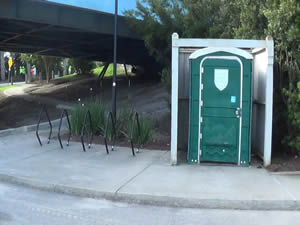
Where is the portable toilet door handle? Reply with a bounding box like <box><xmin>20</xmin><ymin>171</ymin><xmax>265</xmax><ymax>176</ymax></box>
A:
<box><xmin>235</xmin><ymin>108</ymin><xmax>242</xmax><ymax>118</ymax></box>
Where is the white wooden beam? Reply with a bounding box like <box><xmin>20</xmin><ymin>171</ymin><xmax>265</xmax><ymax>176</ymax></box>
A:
<box><xmin>173</xmin><ymin>38</ymin><xmax>267</xmax><ymax>49</ymax></box>
<box><xmin>171</xmin><ymin>33</ymin><xmax>179</xmax><ymax>165</ymax></box>
<box><xmin>264</xmin><ymin>36</ymin><xmax>274</xmax><ymax>167</ymax></box>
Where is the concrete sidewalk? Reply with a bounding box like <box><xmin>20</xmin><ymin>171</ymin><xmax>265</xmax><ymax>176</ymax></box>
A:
<box><xmin>0</xmin><ymin>131</ymin><xmax>300</xmax><ymax>210</ymax></box>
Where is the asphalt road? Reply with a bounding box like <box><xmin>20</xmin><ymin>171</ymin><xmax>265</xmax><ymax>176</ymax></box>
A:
<box><xmin>0</xmin><ymin>182</ymin><xmax>299</xmax><ymax>225</ymax></box>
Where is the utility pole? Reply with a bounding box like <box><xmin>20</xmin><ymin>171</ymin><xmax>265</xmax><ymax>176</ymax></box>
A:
<box><xmin>112</xmin><ymin>0</ymin><xmax>118</xmax><ymax>120</ymax></box>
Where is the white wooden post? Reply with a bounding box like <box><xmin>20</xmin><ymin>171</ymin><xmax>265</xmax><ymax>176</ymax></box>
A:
<box><xmin>264</xmin><ymin>36</ymin><xmax>274</xmax><ymax>167</ymax></box>
<box><xmin>171</xmin><ymin>33</ymin><xmax>179</xmax><ymax>165</ymax></box>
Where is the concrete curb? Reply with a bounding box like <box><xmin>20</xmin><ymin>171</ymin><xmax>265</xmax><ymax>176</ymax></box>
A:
<box><xmin>0</xmin><ymin>118</ymin><xmax>68</xmax><ymax>137</ymax></box>
<box><xmin>0</xmin><ymin>173</ymin><xmax>299</xmax><ymax>211</ymax></box>
<box><xmin>269</xmin><ymin>171</ymin><xmax>300</xmax><ymax>176</ymax></box>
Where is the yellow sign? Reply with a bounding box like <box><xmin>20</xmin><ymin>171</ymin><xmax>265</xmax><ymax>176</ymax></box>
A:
<box><xmin>8</xmin><ymin>57</ymin><xmax>13</xmax><ymax>69</ymax></box>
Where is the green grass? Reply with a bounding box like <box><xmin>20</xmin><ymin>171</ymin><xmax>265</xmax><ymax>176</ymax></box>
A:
<box><xmin>0</xmin><ymin>85</ymin><xmax>20</xmax><ymax>91</ymax></box>
<box><xmin>55</xmin><ymin>64</ymin><xmax>127</xmax><ymax>81</ymax></box>
<box><xmin>92</xmin><ymin>64</ymin><xmax>126</xmax><ymax>77</ymax></box>
<box><xmin>55</xmin><ymin>73</ymin><xmax>77</xmax><ymax>80</ymax></box>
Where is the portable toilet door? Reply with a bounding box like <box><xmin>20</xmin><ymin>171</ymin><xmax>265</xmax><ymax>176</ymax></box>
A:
<box><xmin>188</xmin><ymin>47</ymin><xmax>253</xmax><ymax>166</ymax></box>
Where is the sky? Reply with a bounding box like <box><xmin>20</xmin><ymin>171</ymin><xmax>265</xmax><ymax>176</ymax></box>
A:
<box><xmin>48</xmin><ymin>0</ymin><xmax>137</xmax><ymax>14</ymax></box>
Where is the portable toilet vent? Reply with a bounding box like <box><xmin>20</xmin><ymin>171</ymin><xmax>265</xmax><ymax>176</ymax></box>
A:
<box><xmin>188</xmin><ymin>48</ymin><xmax>253</xmax><ymax>166</ymax></box>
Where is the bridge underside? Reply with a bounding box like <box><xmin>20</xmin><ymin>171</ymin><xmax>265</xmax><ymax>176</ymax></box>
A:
<box><xmin>0</xmin><ymin>0</ymin><xmax>154</xmax><ymax>66</ymax></box>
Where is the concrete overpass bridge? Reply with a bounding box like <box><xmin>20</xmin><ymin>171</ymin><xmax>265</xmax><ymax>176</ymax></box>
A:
<box><xmin>0</xmin><ymin>0</ymin><xmax>153</xmax><ymax>66</ymax></box>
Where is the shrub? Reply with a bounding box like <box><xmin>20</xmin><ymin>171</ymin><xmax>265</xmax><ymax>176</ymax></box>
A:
<box><xmin>70</xmin><ymin>58</ymin><xmax>96</xmax><ymax>74</ymax></box>
<box><xmin>70</xmin><ymin>99</ymin><xmax>106</xmax><ymax>135</ymax></box>
<box><xmin>282</xmin><ymin>80</ymin><xmax>300</xmax><ymax>153</ymax></box>
<box><xmin>70</xmin><ymin>104</ymin><xmax>86</xmax><ymax>135</ymax></box>
<box><xmin>133</xmin><ymin>115</ymin><xmax>153</xmax><ymax>146</ymax></box>
<box><xmin>70</xmin><ymin>101</ymin><xmax>153</xmax><ymax>146</ymax></box>
<box><xmin>106</xmin><ymin>104</ymin><xmax>134</xmax><ymax>141</ymax></box>
<box><xmin>161</xmin><ymin>67</ymin><xmax>171</xmax><ymax>94</ymax></box>
<box><xmin>87</xmin><ymin>99</ymin><xmax>106</xmax><ymax>135</ymax></box>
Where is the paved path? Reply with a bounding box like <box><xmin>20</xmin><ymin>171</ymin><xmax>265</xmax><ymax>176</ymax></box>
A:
<box><xmin>0</xmin><ymin>132</ymin><xmax>300</xmax><ymax>210</ymax></box>
<box><xmin>2</xmin><ymin>83</ymin><xmax>74</xmax><ymax>109</ymax></box>
<box><xmin>0</xmin><ymin>81</ymin><xmax>25</xmax><ymax>87</ymax></box>
<box><xmin>1</xmin><ymin>182</ymin><xmax>300</xmax><ymax>225</ymax></box>
<box><xmin>3</xmin><ymin>84</ymin><xmax>34</xmax><ymax>96</ymax></box>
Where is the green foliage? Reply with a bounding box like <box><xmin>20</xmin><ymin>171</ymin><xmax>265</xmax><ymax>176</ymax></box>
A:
<box><xmin>55</xmin><ymin>73</ymin><xmax>78</xmax><ymax>80</ymax></box>
<box><xmin>92</xmin><ymin>64</ymin><xmax>126</xmax><ymax>77</ymax></box>
<box><xmin>264</xmin><ymin>0</ymin><xmax>300</xmax><ymax>152</ymax></box>
<box><xmin>0</xmin><ymin>85</ymin><xmax>20</xmax><ymax>91</ymax></box>
<box><xmin>71</xmin><ymin>100</ymin><xmax>106</xmax><ymax>135</ymax></box>
<box><xmin>282</xmin><ymin>78</ymin><xmax>300</xmax><ymax>152</ymax></box>
<box><xmin>126</xmin><ymin>0</ymin><xmax>300</xmax><ymax>153</ymax></box>
<box><xmin>233</xmin><ymin>0</ymin><xmax>267</xmax><ymax>39</ymax></box>
<box><xmin>70</xmin><ymin>58</ymin><xmax>96</xmax><ymax>75</ymax></box>
<box><xmin>134</xmin><ymin>115</ymin><xmax>153</xmax><ymax>146</ymax></box>
<box><xmin>161</xmin><ymin>67</ymin><xmax>171</xmax><ymax>93</ymax></box>
<box><xmin>124</xmin><ymin>0</ymin><xmax>254</xmax><ymax>67</ymax></box>
<box><xmin>87</xmin><ymin>99</ymin><xmax>106</xmax><ymax>135</ymax></box>
<box><xmin>20</xmin><ymin>54</ymin><xmax>62</xmax><ymax>81</ymax></box>
<box><xmin>105</xmin><ymin>104</ymin><xmax>134</xmax><ymax>141</ymax></box>
<box><xmin>70</xmin><ymin>104</ymin><xmax>86</xmax><ymax>135</ymax></box>
<box><xmin>125</xmin><ymin>0</ymin><xmax>185</xmax><ymax>67</ymax></box>
<box><xmin>70</xmin><ymin>102</ymin><xmax>153</xmax><ymax>145</ymax></box>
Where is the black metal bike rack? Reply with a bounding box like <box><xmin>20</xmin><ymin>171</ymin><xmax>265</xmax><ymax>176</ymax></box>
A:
<box><xmin>104</xmin><ymin>112</ymin><xmax>116</xmax><ymax>154</ymax></box>
<box><xmin>57</xmin><ymin>109</ymin><xmax>72</xmax><ymax>149</ymax></box>
<box><xmin>80</xmin><ymin>110</ymin><xmax>93</xmax><ymax>152</ymax></box>
<box><xmin>129</xmin><ymin>112</ymin><xmax>142</xmax><ymax>156</ymax></box>
<box><xmin>36</xmin><ymin>105</ymin><xmax>52</xmax><ymax>146</ymax></box>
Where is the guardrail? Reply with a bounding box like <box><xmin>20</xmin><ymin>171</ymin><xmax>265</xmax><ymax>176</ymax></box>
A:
<box><xmin>104</xmin><ymin>112</ymin><xmax>116</xmax><ymax>154</ymax></box>
<box><xmin>57</xmin><ymin>109</ymin><xmax>72</xmax><ymax>149</ymax></box>
<box><xmin>129</xmin><ymin>112</ymin><xmax>141</xmax><ymax>156</ymax></box>
<box><xmin>80</xmin><ymin>110</ymin><xmax>93</xmax><ymax>152</ymax></box>
<box><xmin>36</xmin><ymin>105</ymin><xmax>52</xmax><ymax>146</ymax></box>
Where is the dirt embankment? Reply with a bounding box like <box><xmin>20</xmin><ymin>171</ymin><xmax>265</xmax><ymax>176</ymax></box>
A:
<box><xmin>0</xmin><ymin>96</ymin><xmax>60</xmax><ymax>130</ymax></box>
<box><xmin>0</xmin><ymin>77</ymin><xmax>171</xmax><ymax>138</ymax></box>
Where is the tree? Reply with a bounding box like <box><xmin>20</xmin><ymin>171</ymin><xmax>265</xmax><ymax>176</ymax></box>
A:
<box><xmin>125</xmin><ymin>0</ymin><xmax>185</xmax><ymax>68</ymax></box>
<box><xmin>69</xmin><ymin>58</ymin><xmax>96</xmax><ymax>75</ymax></box>
<box><xmin>42</xmin><ymin>56</ymin><xmax>59</xmax><ymax>82</ymax></box>
<box><xmin>20</xmin><ymin>54</ymin><xmax>62</xmax><ymax>83</ymax></box>
<box><xmin>264</xmin><ymin>0</ymin><xmax>300</xmax><ymax>152</ymax></box>
<box><xmin>233</xmin><ymin>0</ymin><xmax>267</xmax><ymax>39</ymax></box>
<box><xmin>126</xmin><ymin>0</ymin><xmax>300</xmax><ymax>153</ymax></box>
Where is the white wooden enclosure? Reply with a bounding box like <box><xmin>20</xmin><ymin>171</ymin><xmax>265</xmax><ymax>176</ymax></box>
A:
<box><xmin>171</xmin><ymin>33</ymin><xmax>274</xmax><ymax>167</ymax></box>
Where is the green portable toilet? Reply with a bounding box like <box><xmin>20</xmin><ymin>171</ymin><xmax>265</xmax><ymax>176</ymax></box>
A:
<box><xmin>188</xmin><ymin>47</ymin><xmax>253</xmax><ymax>166</ymax></box>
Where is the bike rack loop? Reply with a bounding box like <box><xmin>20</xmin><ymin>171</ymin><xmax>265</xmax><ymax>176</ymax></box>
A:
<box><xmin>80</xmin><ymin>110</ymin><xmax>94</xmax><ymax>152</ymax></box>
<box><xmin>57</xmin><ymin>109</ymin><xmax>72</xmax><ymax>149</ymax></box>
<box><xmin>36</xmin><ymin>105</ymin><xmax>52</xmax><ymax>147</ymax></box>
<box><xmin>104</xmin><ymin>112</ymin><xmax>116</xmax><ymax>154</ymax></box>
<box><xmin>129</xmin><ymin>112</ymin><xmax>142</xmax><ymax>156</ymax></box>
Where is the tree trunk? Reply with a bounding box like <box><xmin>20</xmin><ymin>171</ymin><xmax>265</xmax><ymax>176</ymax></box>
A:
<box><xmin>0</xmin><ymin>52</ymin><xmax>5</xmax><ymax>81</ymax></box>
<box><xmin>39</xmin><ymin>71</ymin><xmax>42</xmax><ymax>83</ymax></box>
<box><xmin>26</xmin><ymin>63</ymin><xmax>31</xmax><ymax>83</ymax></box>
<box><xmin>63</xmin><ymin>59</ymin><xmax>67</xmax><ymax>76</ymax></box>
<box><xmin>42</xmin><ymin>56</ymin><xmax>50</xmax><ymax>83</ymax></box>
